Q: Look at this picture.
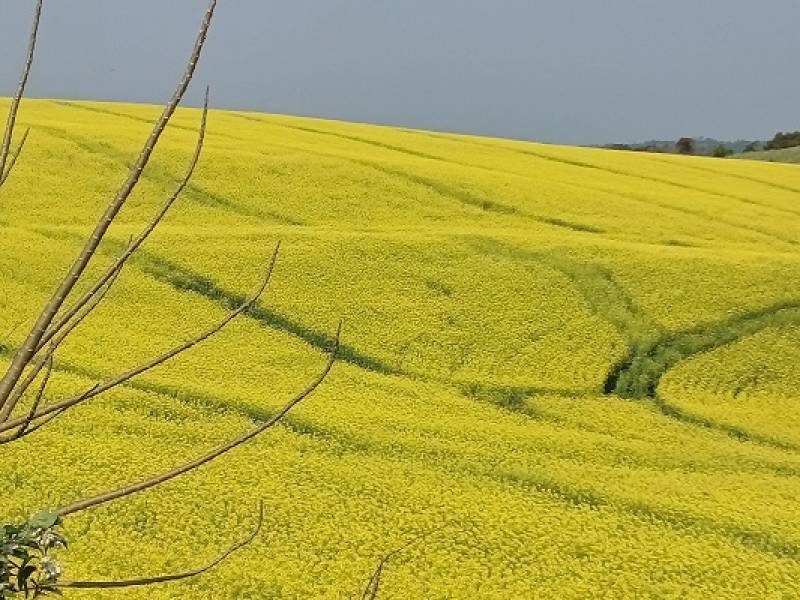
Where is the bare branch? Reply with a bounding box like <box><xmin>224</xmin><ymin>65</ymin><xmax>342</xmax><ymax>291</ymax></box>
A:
<box><xmin>5</xmin><ymin>406</ymin><xmax>64</xmax><ymax>442</ymax></box>
<box><xmin>0</xmin><ymin>0</ymin><xmax>42</xmax><ymax>189</ymax></box>
<box><xmin>0</xmin><ymin>244</ymin><xmax>280</xmax><ymax>438</ymax></box>
<box><xmin>0</xmin><ymin>0</ymin><xmax>218</xmax><ymax>418</ymax></box>
<box><xmin>361</xmin><ymin>560</ymin><xmax>384</xmax><ymax>600</ymax></box>
<box><xmin>0</xmin><ymin>128</ymin><xmax>31</xmax><ymax>187</ymax></box>
<box><xmin>36</xmin><ymin>88</ymin><xmax>211</xmax><ymax>354</ymax></box>
<box><xmin>0</xmin><ymin>351</ymin><xmax>53</xmax><ymax>445</ymax></box>
<box><xmin>16</xmin><ymin>349</ymin><xmax>52</xmax><ymax>436</ymax></box>
<box><xmin>361</xmin><ymin>526</ymin><xmax>446</xmax><ymax>600</ymax></box>
<box><xmin>58</xmin><ymin>500</ymin><xmax>264</xmax><ymax>589</ymax></box>
<box><xmin>0</xmin><ymin>252</ymin><xmax>126</xmax><ymax>423</ymax></box>
<box><xmin>1</xmin><ymin>2</ymin><xmax>347</xmax><ymax>593</ymax></box>
<box><xmin>56</xmin><ymin>320</ymin><xmax>341</xmax><ymax>516</ymax></box>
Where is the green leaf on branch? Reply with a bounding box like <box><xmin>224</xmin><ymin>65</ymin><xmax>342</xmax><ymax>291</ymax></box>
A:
<box><xmin>27</xmin><ymin>513</ymin><xmax>59</xmax><ymax>531</ymax></box>
<box><xmin>1</xmin><ymin>513</ymin><xmax>66</xmax><ymax>597</ymax></box>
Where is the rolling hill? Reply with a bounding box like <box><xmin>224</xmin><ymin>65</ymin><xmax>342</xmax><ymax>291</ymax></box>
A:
<box><xmin>1</xmin><ymin>98</ymin><xmax>800</xmax><ymax>598</ymax></box>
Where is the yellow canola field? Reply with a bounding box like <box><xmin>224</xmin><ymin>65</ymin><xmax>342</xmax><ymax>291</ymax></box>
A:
<box><xmin>1</xmin><ymin>99</ymin><xmax>800</xmax><ymax>598</ymax></box>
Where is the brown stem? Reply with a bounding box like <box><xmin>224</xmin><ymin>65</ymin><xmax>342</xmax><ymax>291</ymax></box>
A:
<box><xmin>5</xmin><ymin>407</ymin><xmax>64</xmax><ymax>442</ymax></box>
<box><xmin>57</xmin><ymin>321</ymin><xmax>341</xmax><ymax>516</ymax></box>
<box><xmin>0</xmin><ymin>250</ymin><xmax>127</xmax><ymax>424</ymax></box>
<box><xmin>0</xmin><ymin>0</ymin><xmax>218</xmax><ymax>418</ymax></box>
<box><xmin>0</xmin><ymin>244</ymin><xmax>280</xmax><ymax>438</ymax></box>
<box><xmin>0</xmin><ymin>351</ymin><xmax>54</xmax><ymax>444</ymax></box>
<box><xmin>36</xmin><ymin>88</ymin><xmax>210</xmax><ymax>355</ymax></box>
<box><xmin>361</xmin><ymin>526</ymin><xmax>446</xmax><ymax>600</ymax></box>
<box><xmin>362</xmin><ymin>560</ymin><xmax>384</xmax><ymax>600</ymax></box>
<box><xmin>58</xmin><ymin>500</ymin><xmax>264</xmax><ymax>589</ymax></box>
<box><xmin>0</xmin><ymin>128</ymin><xmax>31</xmax><ymax>186</ymax></box>
<box><xmin>0</xmin><ymin>0</ymin><xmax>42</xmax><ymax>188</ymax></box>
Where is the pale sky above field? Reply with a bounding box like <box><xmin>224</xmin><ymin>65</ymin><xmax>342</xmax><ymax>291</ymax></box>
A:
<box><xmin>1</xmin><ymin>0</ymin><xmax>798</xmax><ymax>145</ymax></box>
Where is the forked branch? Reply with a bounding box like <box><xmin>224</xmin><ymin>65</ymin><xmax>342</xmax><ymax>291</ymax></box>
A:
<box><xmin>1</xmin><ymin>85</ymin><xmax>208</xmax><ymax>420</ymax></box>
<box><xmin>2</xmin><ymin>82</ymin><xmax>208</xmax><ymax>422</ymax></box>
<box><xmin>0</xmin><ymin>243</ymin><xmax>281</xmax><ymax>438</ymax></box>
<box><xmin>0</xmin><ymin>245</ymin><xmax>129</xmax><ymax>427</ymax></box>
<box><xmin>361</xmin><ymin>527</ymin><xmax>445</xmax><ymax>600</ymax></box>
<box><xmin>13</xmin><ymin>350</ymin><xmax>53</xmax><ymax>441</ymax></box>
<box><xmin>0</xmin><ymin>0</ymin><xmax>218</xmax><ymax>418</ymax></box>
<box><xmin>1</xmin><ymin>0</ymin><xmax>349</xmax><ymax>594</ymax></box>
<box><xmin>35</xmin><ymin>88</ymin><xmax>211</xmax><ymax>356</ymax></box>
<box><xmin>0</xmin><ymin>0</ymin><xmax>42</xmax><ymax>188</ymax></box>
<box><xmin>0</xmin><ymin>127</ymin><xmax>31</xmax><ymax>187</ymax></box>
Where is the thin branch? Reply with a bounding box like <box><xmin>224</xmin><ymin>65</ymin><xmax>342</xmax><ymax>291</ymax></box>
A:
<box><xmin>36</xmin><ymin>88</ymin><xmax>211</xmax><ymax>354</ymax></box>
<box><xmin>362</xmin><ymin>560</ymin><xmax>384</xmax><ymax>600</ymax></box>
<box><xmin>16</xmin><ymin>350</ymin><xmax>52</xmax><ymax>437</ymax></box>
<box><xmin>58</xmin><ymin>500</ymin><xmax>264</xmax><ymax>589</ymax></box>
<box><xmin>56</xmin><ymin>321</ymin><xmax>341</xmax><ymax>516</ymax></box>
<box><xmin>361</xmin><ymin>526</ymin><xmax>446</xmax><ymax>600</ymax></box>
<box><xmin>5</xmin><ymin>407</ymin><xmax>65</xmax><ymax>442</ymax></box>
<box><xmin>0</xmin><ymin>128</ymin><xmax>31</xmax><ymax>187</ymax></box>
<box><xmin>0</xmin><ymin>0</ymin><xmax>218</xmax><ymax>418</ymax></box>
<box><xmin>0</xmin><ymin>0</ymin><xmax>42</xmax><ymax>188</ymax></box>
<box><xmin>0</xmin><ymin>351</ymin><xmax>53</xmax><ymax>444</ymax></box>
<box><xmin>0</xmin><ymin>251</ymin><xmax>127</xmax><ymax>423</ymax></box>
<box><xmin>0</xmin><ymin>244</ymin><xmax>280</xmax><ymax>438</ymax></box>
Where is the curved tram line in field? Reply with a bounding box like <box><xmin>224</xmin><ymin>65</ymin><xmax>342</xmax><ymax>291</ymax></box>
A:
<box><xmin>5</xmin><ymin>239</ymin><xmax>800</xmax><ymax>567</ymax></box>
<box><xmin>231</xmin><ymin>113</ymin><xmax>616</xmax><ymax>235</ymax></box>
<box><xmin>234</xmin><ymin>114</ymin><xmax>789</xmax><ymax>244</ymax></box>
<box><xmin>31</xmin><ymin>120</ymin><xmax>303</xmax><ymax>225</ymax></box>
<box><xmin>50</xmin><ymin>100</ymin><xmax>243</xmax><ymax>143</ymax></box>
<box><xmin>138</xmin><ymin>252</ymin><xmax>401</xmax><ymax>377</ymax></box>
<box><xmin>22</xmin><ymin>224</ymin><xmax>800</xmax><ymax>456</ymax></box>
<box><xmin>477</xmin><ymin>240</ymin><xmax>800</xmax><ymax>452</ymax></box>
<box><xmin>604</xmin><ymin>301</ymin><xmax>800</xmax><ymax>398</ymax></box>
<box><xmin>419</xmin><ymin>129</ymin><xmax>800</xmax><ymax>222</ymax></box>
<box><xmin>4</xmin><ymin>336</ymin><xmax>799</xmax><ymax>563</ymax></box>
<box><xmin>604</xmin><ymin>302</ymin><xmax>800</xmax><ymax>453</ymax></box>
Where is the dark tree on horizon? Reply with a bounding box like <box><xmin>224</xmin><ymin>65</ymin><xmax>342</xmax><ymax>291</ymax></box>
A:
<box><xmin>676</xmin><ymin>137</ymin><xmax>695</xmax><ymax>155</ymax></box>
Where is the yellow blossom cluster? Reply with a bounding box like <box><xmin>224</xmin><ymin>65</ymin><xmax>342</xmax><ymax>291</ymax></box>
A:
<box><xmin>0</xmin><ymin>99</ymin><xmax>798</xmax><ymax>598</ymax></box>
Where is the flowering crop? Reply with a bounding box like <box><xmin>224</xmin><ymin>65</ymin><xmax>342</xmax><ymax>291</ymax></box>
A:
<box><xmin>0</xmin><ymin>99</ymin><xmax>799</xmax><ymax>598</ymax></box>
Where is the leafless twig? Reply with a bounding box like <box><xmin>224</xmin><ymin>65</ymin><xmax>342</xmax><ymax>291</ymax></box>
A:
<box><xmin>0</xmin><ymin>127</ymin><xmax>31</xmax><ymax>187</ymax></box>
<box><xmin>0</xmin><ymin>243</ymin><xmax>281</xmax><ymax>437</ymax></box>
<box><xmin>0</xmin><ymin>0</ymin><xmax>42</xmax><ymax>188</ymax></box>
<box><xmin>57</xmin><ymin>320</ymin><xmax>340</xmax><ymax>516</ymax></box>
<box><xmin>0</xmin><ymin>0</ymin><xmax>218</xmax><ymax>420</ymax></box>
<box><xmin>361</xmin><ymin>526</ymin><xmax>446</xmax><ymax>600</ymax></box>
<box><xmin>0</xmin><ymin>1</ymin><xmax>347</xmax><ymax>593</ymax></box>
<box><xmin>0</xmin><ymin>244</ymin><xmax>128</xmax><ymax>423</ymax></box>
<box><xmin>12</xmin><ymin>349</ymin><xmax>53</xmax><ymax>441</ymax></box>
<box><xmin>58</xmin><ymin>500</ymin><xmax>265</xmax><ymax>589</ymax></box>
<box><xmin>35</xmin><ymin>88</ymin><xmax>211</xmax><ymax>355</ymax></box>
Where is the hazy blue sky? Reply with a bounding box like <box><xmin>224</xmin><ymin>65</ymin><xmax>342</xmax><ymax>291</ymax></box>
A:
<box><xmin>1</xmin><ymin>0</ymin><xmax>798</xmax><ymax>145</ymax></box>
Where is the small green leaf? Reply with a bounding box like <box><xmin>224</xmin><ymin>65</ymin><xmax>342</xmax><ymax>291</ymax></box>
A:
<box><xmin>27</xmin><ymin>513</ymin><xmax>59</xmax><ymax>530</ymax></box>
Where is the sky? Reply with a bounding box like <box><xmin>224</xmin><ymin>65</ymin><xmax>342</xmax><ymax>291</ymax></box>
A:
<box><xmin>1</xmin><ymin>0</ymin><xmax>799</xmax><ymax>146</ymax></box>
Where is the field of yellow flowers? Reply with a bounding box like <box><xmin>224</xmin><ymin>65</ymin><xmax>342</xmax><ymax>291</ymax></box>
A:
<box><xmin>1</xmin><ymin>98</ymin><xmax>800</xmax><ymax>598</ymax></box>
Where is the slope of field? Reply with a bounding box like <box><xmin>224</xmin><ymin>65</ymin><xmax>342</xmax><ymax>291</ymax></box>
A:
<box><xmin>1</xmin><ymin>98</ymin><xmax>799</xmax><ymax>598</ymax></box>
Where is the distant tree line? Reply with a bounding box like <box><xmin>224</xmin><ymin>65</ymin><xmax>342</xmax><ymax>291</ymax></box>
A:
<box><xmin>604</xmin><ymin>143</ymin><xmax>666</xmax><ymax>153</ymax></box>
<box><xmin>604</xmin><ymin>129</ymin><xmax>800</xmax><ymax>158</ymax></box>
<box><xmin>603</xmin><ymin>137</ymin><xmax>747</xmax><ymax>157</ymax></box>
<box><xmin>764</xmin><ymin>131</ymin><xmax>800</xmax><ymax>151</ymax></box>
